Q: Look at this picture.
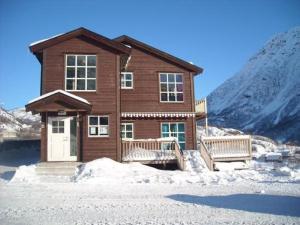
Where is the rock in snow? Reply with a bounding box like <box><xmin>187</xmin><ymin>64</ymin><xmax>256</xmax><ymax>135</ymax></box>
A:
<box><xmin>207</xmin><ymin>27</ymin><xmax>300</xmax><ymax>144</ymax></box>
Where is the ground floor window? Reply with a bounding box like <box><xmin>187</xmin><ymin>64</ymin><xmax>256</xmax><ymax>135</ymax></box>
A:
<box><xmin>88</xmin><ymin>115</ymin><xmax>109</xmax><ymax>137</ymax></box>
<box><xmin>161</xmin><ymin>122</ymin><xmax>185</xmax><ymax>149</ymax></box>
<box><xmin>121</xmin><ymin>123</ymin><xmax>134</xmax><ymax>139</ymax></box>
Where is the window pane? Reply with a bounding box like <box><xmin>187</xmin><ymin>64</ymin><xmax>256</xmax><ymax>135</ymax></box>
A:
<box><xmin>121</xmin><ymin>81</ymin><xmax>125</xmax><ymax>88</ymax></box>
<box><xmin>177</xmin><ymin>93</ymin><xmax>183</xmax><ymax>101</ymax></box>
<box><xmin>179</xmin><ymin>143</ymin><xmax>185</xmax><ymax>150</ymax></box>
<box><xmin>127</xmin><ymin>132</ymin><xmax>132</xmax><ymax>138</ymax></box>
<box><xmin>100</xmin><ymin>117</ymin><xmax>108</xmax><ymax>125</ymax></box>
<box><xmin>87</xmin><ymin>56</ymin><xmax>96</xmax><ymax>66</ymax></box>
<box><xmin>52</xmin><ymin>121</ymin><xmax>58</xmax><ymax>127</ymax></box>
<box><xmin>66</xmin><ymin>79</ymin><xmax>75</xmax><ymax>90</ymax></box>
<box><xmin>176</xmin><ymin>74</ymin><xmax>183</xmax><ymax>83</ymax></box>
<box><xmin>121</xmin><ymin>132</ymin><xmax>125</xmax><ymax>138</ymax></box>
<box><xmin>77</xmin><ymin>67</ymin><xmax>85</xmax><ymax>78</ymax></box>
<box><xmin>125</xmin><ymin>73</ymin><xmax>132</xmax><ymax>80</ymax></box>
<box><xmin>162</xmin><ymin>124</ymin><xmax>169</xmax><ymax>133</ymax></box>
<box><xmin>52</xmin><ymin>127</ymin><xmax>58</xmax><ymax>133</ymax></box>
<box><xmin>162</xmin><ymin>133</ymin><xmax>169</xmax><ymax>138</ymax></box>
<box><xmin>87</xmin><ymin>68</ymin><xmax>96</xmax><ymax>78</ymax></box>
<box><xmin>178</xmin><ymin>133</ymin><xmax>185</xmax><ymax>142</ymax></box>
<box><xmin>169</xmin><ymin>93</ymin><xmax>176</xmax><ymax>101</ymax></box>
<box><xmin>89</xmin><ymin>127</ymin><xmax>98</xmax><ymax>135</ymax></box>
<box><xmin>77</xmin><ymin>80</ymin><xmax>85</xmax><ymax>90</ymax></box>
<box><xmin>100</xmin><ymin>126</ymin><xmax>108</xmax><ymax>135</ymax></box>
<box><xmin>178</xmin><ymin>123</ymin><xmax>185</xmax><ymax>132</ymax></box>
<box><xmin>59</xmin><ymin>127</ymin><xmax>64</xmax><ymax>133</ymax></box>
<box><xmin>126</xmin><ymin>124</ymin><xmax>132</xmax><ymax>131</ymax></box>
<box><xmin>77</xmin><ymin>56</ymin><xmax>86</xmax><ymax>66</ymax></box>
<box><xmin>67</xmin><ymin>67</ymin><xmax>75</xmax><ymax>78</ymax></box>
<box><xmin>87</xmin><ymin>80</ymin><xmax>96</xmax><ymax>90</ymax></box>
<box><xmin>168</xmin><ymin>84</ymin><xmax>175</xmax><ymax>92</ymax></box>
<box><xmin>168</xmin><ymin>74</ymin><xmax>175</xmax><ymax>82</ymax></box>
<box><xmin>176</xmin><ymin>84</ymin><xmax>183</xmax><ymax>92</ymax></box>
<box><xmin>121</xmin><ymin>74</ymin><xmax>125</xmax><ymax>82</ymax></box>
<box><xmin>161</xmin><ymin>84</ymin><xmax>167</xmax><ymax>92</ymax></box>
<box><xmin>125</xmin><ymin>81</ymin><xmax>132</xmax><ymax>87</ymax></box>
<box><xmin>161</xmin><ymin>93</ymin><xmax>168</xmax><ymax>101</ymax></box>
<box><xmin>121</xmin><ymin>125</ymin><xmax>126</xmax><ymax>132</ymax></box>
<box><xmin>170</xmin><ymin>124</ymin><xmax>177</xmax><ymax>132</ymax></box>
<box><xmin>59</xmin><ymin>121</ymin><xmax>64</xmax><ymax>127</ymax></box>
<box><xmin>89</xmin><ymin>117</ymin><xmax>98</xmax><ymax>125</ymax></box>
<box><xmin>160</xmin><ymin>74</ymin><xmax>167</xmax><ymax>82</ymax></box>
<box><xmin>67</xmin><ymin>56</ymin><xmax>75</xmax><ymax>66</ymax></box>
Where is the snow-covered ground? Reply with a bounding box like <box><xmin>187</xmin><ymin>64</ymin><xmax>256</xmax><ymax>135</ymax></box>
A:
<box><xmin>0</xmin><ymin>127</ymin><xmax>300</xmax><ymax>225</ymax></box>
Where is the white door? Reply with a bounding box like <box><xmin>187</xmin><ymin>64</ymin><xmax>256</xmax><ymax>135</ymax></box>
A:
<box><xmin>48</xmin><ymin>117</ymin><xmax>77</xmax><ymax>161</ymax></box>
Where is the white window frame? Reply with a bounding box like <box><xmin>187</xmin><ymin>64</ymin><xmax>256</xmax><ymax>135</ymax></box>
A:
<box><xmin>88</xmin><ymin>115</ymin><xmax>109</xmax><ymax>137</ymax></box>
<box><xmin>159</xmin><ymin>73</ymin><xmax>184</xmax><ymax>103</ymax></box>
<box><xmin>121</xmin><ymin>72</ymin><xmax>133</xmax><ymax>89</ymax></box>
<box><xmin>161</xmin><ymin>122</ymin><xmax>185</xmax><ymax>149</ymax></box>
<box><xmin>65</xmin><ymin>55</ymin><xmax>97</xmax><ymax>92</ymax></box>
<box><xmin>121</xmin><ymin>123</ymin><xmax>134</xmax><ymax>139</ymax></box>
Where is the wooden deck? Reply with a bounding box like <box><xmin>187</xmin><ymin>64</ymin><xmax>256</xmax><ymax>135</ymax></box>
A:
<box><xmin>199</xmin><ymin>135</ymin><xmax>252</xmax><ymax>170</ymax></box>
<box><xmin>121</xmin><ymin>138</ymin><xmax>186</xmax><ymax>170</ymax></box>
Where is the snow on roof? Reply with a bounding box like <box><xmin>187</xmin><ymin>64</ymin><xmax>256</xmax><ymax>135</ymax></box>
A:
<box><xmin>28</xmin><ymin>90</ymin><xmax>90</xmax><ymax>105</ymax></box>
<box><xmin>29</xmin><ymin>33</ymin><xmax>64</xmax><ymax>47</ymax></box>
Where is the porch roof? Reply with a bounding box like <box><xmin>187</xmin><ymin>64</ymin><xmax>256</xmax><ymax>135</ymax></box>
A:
<box><xmin>25</xmin><ymin>90</ymin><xmax>92</xmax><ymax>114</ymax></box>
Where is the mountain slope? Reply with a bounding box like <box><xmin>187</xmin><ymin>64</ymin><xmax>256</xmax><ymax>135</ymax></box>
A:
<box><xmin>0</xmin><ymin>107</ymin><xmax>40</xmax><ymax>138</ymax></box>
<box><xmin>207</xmin><ymin>27</ymin><xmax>300</xmax><ymax>144</ymax></box>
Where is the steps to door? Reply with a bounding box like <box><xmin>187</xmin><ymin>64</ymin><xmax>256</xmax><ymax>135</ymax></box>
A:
<box><xmin>35</xmin><ymin>162</ymin><xmax>82</xmax><ymax>176</ymax></box>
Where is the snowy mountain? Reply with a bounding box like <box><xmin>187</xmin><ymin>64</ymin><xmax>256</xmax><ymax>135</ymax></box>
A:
<box><xmin>207</xmin><ymin>27</ymin><xmax>300</xmax><ymax>144</ymax></box>
<box><xmin>0</xmin><ymin>107</ymin><xmax>23</xmax><ymax>132</ymax></box>
<box><xmin>0</xmin><ymin>107</ymin><xmax>40</xmax><ymax>139</ymax></box>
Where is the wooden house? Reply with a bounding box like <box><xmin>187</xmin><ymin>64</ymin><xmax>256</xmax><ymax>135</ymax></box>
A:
<box><xmin>26</xmin><ymin>27</ymin><xmax>207</xmax><ymax>167</ymax></box>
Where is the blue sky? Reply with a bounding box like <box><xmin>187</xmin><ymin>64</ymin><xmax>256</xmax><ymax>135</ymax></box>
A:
<box><xmin>0</xmin><ymin>0</ymin><xmax>299</xmax><ymax>109</ymax></box>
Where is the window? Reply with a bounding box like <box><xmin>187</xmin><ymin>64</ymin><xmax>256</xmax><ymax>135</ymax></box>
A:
<box><xmin>88</xmin><ymin>116</ymin><xmax>109</xmax><ymax>137</ymax></box>
<box><xmin>52</xmin><ymin>120</ymin><xmax>64</xmax><ymax>133</ymax></box>
<box><xmin>161</xmin><ymin>122</ymin><xmax>185</xmax><ymax>149</ymax></box>
<box><xmin>121</xmin><ymin>123</ymin><xmax>133</xmax><ymax>139</ymax></box>
<box><xmin>160</xmin><ymin>73</ymin><xmax>183</xmax><ymax>102</ymax></box>
<box><xmin>121</xmin><ymin>72</ymin><xmax>133</xmax><ymax>89</ymax></box>
<box><xmin>65</xmin><ymin>55</ymin><xmax>96</xmax><ymax>91</ymax></box>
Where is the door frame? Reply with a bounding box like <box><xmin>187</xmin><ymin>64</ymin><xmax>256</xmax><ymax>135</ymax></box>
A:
<box><xmin>47</xmin><ymin>116</ymin><xmax>77</xmax><ymax>162</ymax></box>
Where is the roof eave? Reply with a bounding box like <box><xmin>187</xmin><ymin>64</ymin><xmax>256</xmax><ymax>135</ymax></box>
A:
<box><xmin>114</xmin><ymin>35</ymin><xmax>204</xmax><ymax>74</ymax></box>
<box><xmin>29</xmin><ymin>27</ymin><xmax>131</xmax><ymax>55</ymax></box>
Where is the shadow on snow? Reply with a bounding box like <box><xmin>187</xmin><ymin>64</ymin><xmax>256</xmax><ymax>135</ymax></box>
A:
<box><xmin>167</xmin><ymin>194</ymin><xmax>300</xmax><ymax>217</ymax></box>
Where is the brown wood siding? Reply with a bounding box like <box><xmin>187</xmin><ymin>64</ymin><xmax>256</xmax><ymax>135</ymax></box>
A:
<box><xmin>122</xmin><ymin>117</ymin><xmax>195</xmax><ymax>150</ymax></box>
<box><xmin>42</xmin><ymin>37</ymin><xmax>119</xmax><ymax>162</ymax></box>
<box><xmin>121</xmin><ymin>47</ymin><xmax>193</xmax><ymax>112</ymax></box>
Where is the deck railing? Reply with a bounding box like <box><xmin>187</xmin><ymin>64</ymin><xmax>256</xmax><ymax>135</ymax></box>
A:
<box><xmin>195</xmin><ymin>98</ymin><xmax>207</xmax><ymax>114</ymax></box>
<box><xmin>122</xmin><ymin>138</ymin><xmax>186</xmax><ymax>170</ymax></box>
<box><xmin>200</xmin><ymin>135</ymin><xmax>252</xmax><ymax>170</ymax></box>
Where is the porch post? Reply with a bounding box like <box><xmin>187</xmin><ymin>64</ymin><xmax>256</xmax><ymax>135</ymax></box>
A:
<box><xmin>76</xmin><ymin>112</ymin><xmax>81</xmax><ymax>162</ymax></box>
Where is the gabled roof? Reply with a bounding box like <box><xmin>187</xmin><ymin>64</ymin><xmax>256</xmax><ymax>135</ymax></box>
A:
<box><xmin>28</xmin><ymin>90</ymin><xmax>90</xmax><ymax>105</ymax></box>
<box><xmin>114</xmin><ymin>35</ymin><xmax>203</xmax><ymax>75</ymax></box>
<box><xmin>26</xmin><ymin>90</ymin><xmax>92</xmax><ymax>113</ymax></box>
<box><xmin>29</xmin><ymin>27</ymin><xmax>131</xmax><ymax>55</ymax></box>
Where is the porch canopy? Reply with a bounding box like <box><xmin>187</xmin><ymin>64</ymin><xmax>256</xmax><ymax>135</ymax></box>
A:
<box><xmin>25</xmin><ymin>89</ymin><xmax>92</xmax><ymax>114</ymax></box>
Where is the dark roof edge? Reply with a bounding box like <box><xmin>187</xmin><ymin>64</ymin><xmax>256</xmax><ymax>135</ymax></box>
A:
<box><xmin>114</xmin><ymin>35</ymin><xmax>203</xmax><ymax>75</ymax></box>
<box><xmin>29</xmin><ymin>27</ymin><xmax>131</xmax><ymax>55</ymax></box>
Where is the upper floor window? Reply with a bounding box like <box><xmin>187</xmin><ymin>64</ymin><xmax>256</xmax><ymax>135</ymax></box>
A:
<box><xmin>121</xmin><ymin>72</ymin><xmax>133</xmax><ymax>89</ymax></box>
<box><xmin>159</xmin><ymin>73</ymin><xmax>183</xmax><ymax>102</ymax></box>
<box><xmin>88</xmin><ymin>115</ymin><xmax>109</xmax><ymax>137</ymax></box>
<box><xmin>65</xmin><ymin>55</ymin><xmax>96</xmax><ymax>91</ymax></box>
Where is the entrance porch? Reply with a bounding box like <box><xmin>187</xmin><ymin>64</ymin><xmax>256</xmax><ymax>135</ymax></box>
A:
<box><xmin>25</xmin><ymin>90</ymin><xmax>91</xmax><ymax>162</ymax></box>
